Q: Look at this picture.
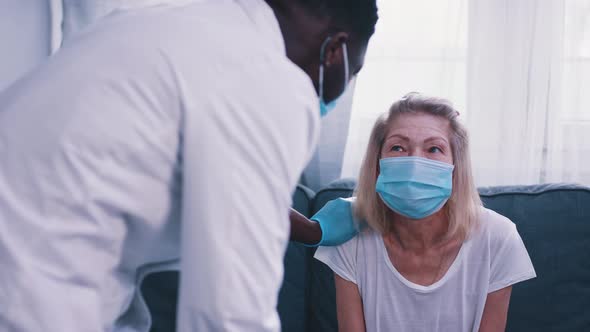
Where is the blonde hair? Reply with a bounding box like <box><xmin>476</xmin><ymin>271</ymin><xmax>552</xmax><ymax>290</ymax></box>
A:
<box><xmin>355</xmin><ymin>92</ymin><xmax>482</xmax><ymax>241</ymax></box>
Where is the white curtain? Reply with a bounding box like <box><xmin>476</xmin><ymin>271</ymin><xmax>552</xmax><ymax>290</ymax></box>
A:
<box><xmin>547</xmin><ymin>0</ymin><xmax>590</xmax><ymax>184</ymax></box>
<box><xmin>467</xmin><ymin>0</ymin><xmax>590</xmax><ymax>186</ymax></box>
<box><xmin>342</xmin><ymin>0</ymin><xmax>590</xmax><ymax>186</ymax></box>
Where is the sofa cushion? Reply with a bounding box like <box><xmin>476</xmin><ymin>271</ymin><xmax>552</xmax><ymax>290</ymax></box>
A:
<box><xmin>308</xmin><ymin>181</ymin><xmax>590</xmax><ymax>332</ymax></box>
<box><xmin>141</xmin><ymin>271</ymin><xmax>179</xmax><ymax>332</ymax></box>
<box><xmin>307</xmin><ymin>179</ymin><xmax>355</xmax><ymax>332</ymax></box>
<box><xmin>292</xmin><ymin>184</ymin><xmax>315</xmax><ymax>217</ymax></box>
<box><xmin>277</xmin><ymin>185</ymin><xmax>315</xmax><ymax>332</ymax></box>
<box><xmin>311</xmin><ymin>178</ymin><xmax>356</xmax><ymax>215</ymax></box>
<box><xmin>142</xmin><ymin>185</ymin><xmax>315</xmax><ymax>332</ymax></box>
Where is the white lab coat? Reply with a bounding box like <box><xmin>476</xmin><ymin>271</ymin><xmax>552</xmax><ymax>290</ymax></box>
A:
<box><xmin>59</xmin><ymin>0</ymin><xmax>196</xmax><ymax>42</ymax></box>
<box><xmin>0</xmin><ymin>1</ymin><xmax>320</xmax><ymax>331</ymax></box>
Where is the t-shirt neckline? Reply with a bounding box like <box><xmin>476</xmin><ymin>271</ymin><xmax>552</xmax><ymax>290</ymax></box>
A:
<box><xmin>378</xmin><ymin>235</ymin><xmax>466</xmax><ymax>293</ymax></box>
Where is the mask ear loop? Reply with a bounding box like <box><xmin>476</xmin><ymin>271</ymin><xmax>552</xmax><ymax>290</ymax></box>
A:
<box><xmin>318</xmin><ymin>36</ymin><xmax>332</xmax><ymax>103</ymax></box>
<box><xmin>342</xmin><ymin>42</ymin><xmax>350</xmax><ymax>89</ymax></box>
<box><xmin>319</xmin><ymin>37</ymin><xmax>350</xmax><ymax>102</ymax></box>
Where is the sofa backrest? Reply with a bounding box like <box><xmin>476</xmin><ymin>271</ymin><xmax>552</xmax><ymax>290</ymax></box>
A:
<box><xmin>307</xmin><ymin>179</ymin><xmax>356</xmax><ymax>332</ymax></box>
<box><xmin>277</xmin><ymin>185</ymin><xmax>315</xmax><ymax>332</ymax></box>
<box><xmin>142</xmin><ymin>181</ymin><xmax>590</xmax><ymax>332</ymax></box>
<box><xmin>308</xmin><ymin>180</ymin><xmax>590</xmax><ymax>332</ymax></box>
<box><xmin>478</xmin><ymin>184</ymin><xmax>590</xmax><ymax>331</ymax></box>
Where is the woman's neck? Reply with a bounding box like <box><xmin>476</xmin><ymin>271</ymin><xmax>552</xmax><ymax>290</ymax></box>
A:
<box><xmin>388</xmin><ymin>209</ymin><xmax>450</xmax><ymax>251</ymax></box>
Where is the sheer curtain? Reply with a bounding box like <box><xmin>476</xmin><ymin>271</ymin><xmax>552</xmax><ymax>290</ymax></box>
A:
<box><xmin>342</xmin><ymin>0</ymin><xmax>590</xmax><ymax>186</ymax></box>
<box><xmin>547</xmin><ymin>0</ymin><xmax>590</xmax><ymax>184</ymax></box>
<box><xmin>467</xmin><ymin>0</ymin><xmax>590</xmax><ymax>186</ymax></box>
<box><xmin>466</xmin><ymin>0</ymin><xmax>565</xmax><ymax>186</ymax></box>
<box><xmin>342</xmin><ymin>0</ymin><xmax>468</xmax><ymax>178</ymax></box>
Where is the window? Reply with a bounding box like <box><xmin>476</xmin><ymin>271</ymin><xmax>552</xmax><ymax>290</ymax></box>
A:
<box><xmin>545</xmin><ymin>0</ymin><xmax>590</xmax><ymax>183</ymax></box>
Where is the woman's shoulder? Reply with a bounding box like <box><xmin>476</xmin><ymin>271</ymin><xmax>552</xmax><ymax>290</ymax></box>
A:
<box><xmin>469</xmin><ymin>209</ymin><xmax>536</xmax><ymax>291</ymax></box>
<box><xmin>478</xmin><ymin>206</ymin><xmax>514</xmax><ymax>230</ymax></box>
<box><xmin>317</xmin><ymin>196</ymin><xmax>380</xmax><ymax>247</ymax></box>
<box><xmin>328</xmin><ymin>224</ymin><xmax>381</xmax><ymax>258</ymax></box>
<box><xmin>478</xmin><ymin>206</ymin><xmax>517</xmax><ymax>230</ymax></box>
<box><xmin>469</xmin><ymin>206</ymin><xmax>519</xmax><ymax>246</ymax></box>
<box><xmin>316</xmin><ymin>196</ymin><xmax>356</xmax><ymax>217</ymax></box>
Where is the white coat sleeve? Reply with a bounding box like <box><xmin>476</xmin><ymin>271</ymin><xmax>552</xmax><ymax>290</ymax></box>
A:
<box><xmin>175</xmin><ymin>66</ymin><xmax>319</xmax><ymax>331</ymax></box>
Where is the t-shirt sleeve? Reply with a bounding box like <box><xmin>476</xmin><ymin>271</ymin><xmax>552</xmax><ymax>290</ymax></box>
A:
<box><xmin>314</xmin><ymin>236</ymin><xmax>359</xmax><ymax>284</ymax></box>
<box><xmin>489</xmin><ymin>222</ymin><xmax>537</xmax><ymax>293</ymax></box>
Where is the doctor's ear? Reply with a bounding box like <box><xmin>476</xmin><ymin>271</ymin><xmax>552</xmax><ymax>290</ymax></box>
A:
<box><xmin>322</xmin><ymin>32</ymin><xmax>349</xmax><ymax>67</ymax></box>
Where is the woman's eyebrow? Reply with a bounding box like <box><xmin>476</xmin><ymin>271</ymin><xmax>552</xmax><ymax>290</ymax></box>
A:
<box><xmin>385</xmin><ymin>134</ymin><xmax>409</xmax><ymax>141</ymax></box>
<box><xmin>424</xmin><ymin>136</ymin><xmax>449</xmax><ymax>144</ymax></box>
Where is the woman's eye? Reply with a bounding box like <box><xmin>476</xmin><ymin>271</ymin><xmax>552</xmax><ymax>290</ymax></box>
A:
<box><xmin>428</xmin><ymin>146</ymin><xmax>442</xmax><ymax>153</ymax></box>
<box><xmin>391</xmin><ymin>145</ymin><xmax>404</xmax><ymax>152</ymax></box>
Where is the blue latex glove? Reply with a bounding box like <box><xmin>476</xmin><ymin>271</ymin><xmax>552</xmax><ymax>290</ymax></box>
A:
<box><xmin>309</xmin><ymin>197</ymin><xmax>360</xmax><ymax>246</ymax></box>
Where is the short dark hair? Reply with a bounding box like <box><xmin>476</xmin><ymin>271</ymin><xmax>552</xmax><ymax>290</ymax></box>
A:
<box><xmin>297</xmin><ymin>0</ymin><xmax>378</xmax><ymax>40</ymax></box>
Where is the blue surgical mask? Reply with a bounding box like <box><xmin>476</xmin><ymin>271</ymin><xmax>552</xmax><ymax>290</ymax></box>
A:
<box><xmin>375</xmin><ymin>156</ymin><xmax>454</xmax><ymax>219</ymax></box>
<box><xmin>318</xmin><ymin>38</ymin><xmax>350</xmax><ymax>117</ymax></box>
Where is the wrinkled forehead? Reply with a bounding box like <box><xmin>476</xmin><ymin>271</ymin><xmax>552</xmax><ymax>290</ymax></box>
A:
<box><xmin>385</xmin><ymin>112</ymin><xmax>452</xmax><ymax>142</ymax></box>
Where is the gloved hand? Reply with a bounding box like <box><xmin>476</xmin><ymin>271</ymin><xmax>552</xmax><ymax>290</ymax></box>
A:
<box><xmin>309</xmin><ymin>197</ymin><xmax>360</xmax><ymax>246</ymax></box>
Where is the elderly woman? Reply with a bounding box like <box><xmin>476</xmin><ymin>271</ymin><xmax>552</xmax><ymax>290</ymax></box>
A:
<box><xmin>308</xmin><ymin>93</ymin><xmax>536</xmax><ymax>332</ymax></box>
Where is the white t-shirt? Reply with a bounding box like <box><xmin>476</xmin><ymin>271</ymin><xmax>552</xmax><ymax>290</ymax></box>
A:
<box><xmin>315</xmin><ymin>207</ymin><xmax>536</xmax><ymax>332</ymax></box>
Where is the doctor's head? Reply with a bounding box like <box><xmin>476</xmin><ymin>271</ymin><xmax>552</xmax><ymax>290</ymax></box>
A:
<box><xmin>265</xmin><ymin>0</ymin><xmax>378</xmax><ymax>105</ymax></box>
<box><xmin>355</xmin><ymin>93</ymin><xmax>482</xmax><ymax>240</ymax></box>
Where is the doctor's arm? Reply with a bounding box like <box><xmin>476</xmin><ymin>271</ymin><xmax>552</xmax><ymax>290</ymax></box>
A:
<box><xmin>176</xmin><ymin>112</ymin><xmax>293</xmax><ymax>331</ymax></box>
<box><xmin>290</xmin><ymin>198</ymin><xmax>359</xmax><ymax>246</ymax></box>
<box><xmin>289</xmin><ymin>208</ymin><xmax>322</xmax><ymax>245</ymax></box>
<box><xmin>479</xmin><ymin>286</ymin><xmax>512</xmax><ymax>332</ymax></box>
<box><xmin>335</xmin><ymin>274</ymin><xmax>366</xmax><ymax>332</ymax></box>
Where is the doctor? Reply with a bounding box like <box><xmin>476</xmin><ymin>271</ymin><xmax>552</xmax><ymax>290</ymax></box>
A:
<box><xmin>0</xmin><ymin>0</ymin><xmax>377</xmax><ymax>331</ymax></box>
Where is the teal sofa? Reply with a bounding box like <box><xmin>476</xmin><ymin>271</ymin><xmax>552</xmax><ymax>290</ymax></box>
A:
<box><xmin>142</xmin><ymin>181</ymin><xmax>590</xmax><ymax>331</ymax></box>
